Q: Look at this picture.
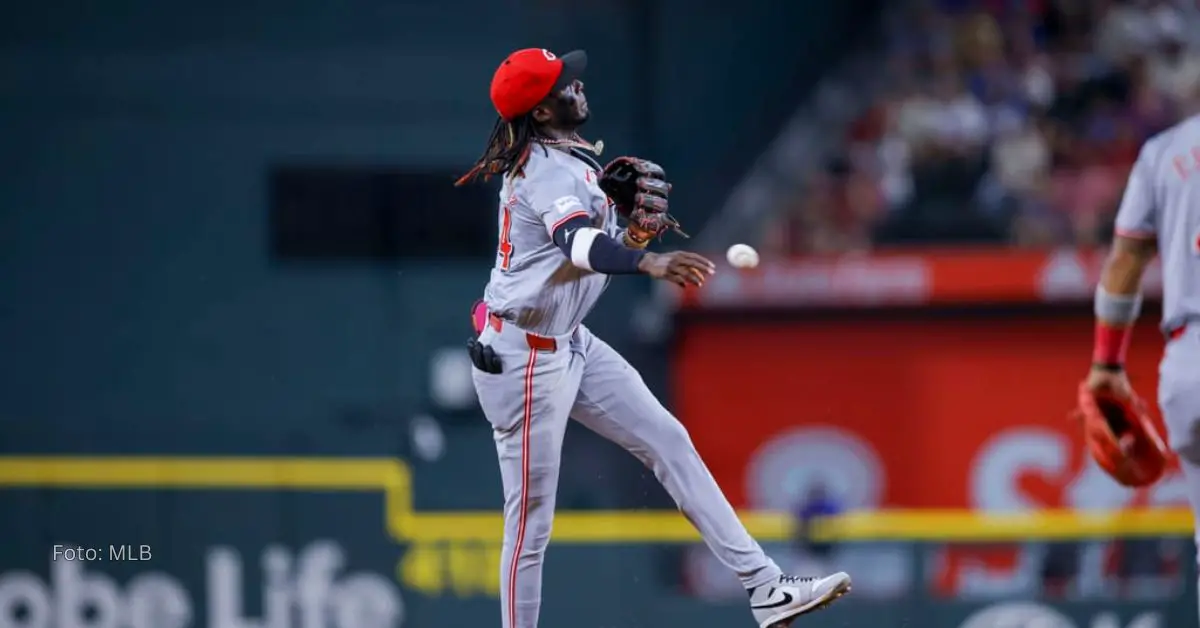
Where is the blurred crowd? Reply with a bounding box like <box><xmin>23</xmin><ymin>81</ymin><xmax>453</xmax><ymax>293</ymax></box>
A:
<box><xmin>765</xmin><ymin>0</ymin><xmax>1200</xmax><ymax>255</ymax></box>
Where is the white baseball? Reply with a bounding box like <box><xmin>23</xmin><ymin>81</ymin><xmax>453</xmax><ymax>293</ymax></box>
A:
<box><xmin>725</xmin><ymin>243</ymin><xmax>759</xmax><ymax>269</ymax></box>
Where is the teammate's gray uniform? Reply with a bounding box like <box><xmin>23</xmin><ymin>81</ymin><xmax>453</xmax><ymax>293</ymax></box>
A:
<box><xmin>474</xmin><ymin>145</ymin><xmax>782</xmax><ymax>628</ymax></box>
<box><xmin>1114</xmin><ymin>115</ymin><xmax>1200</xmax><ymax>603</ymax></box>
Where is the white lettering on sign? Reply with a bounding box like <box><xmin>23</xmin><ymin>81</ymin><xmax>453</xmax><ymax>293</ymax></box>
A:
<box><xmin>959</xmin><ymin>602</ymin><xmax>1163</xmax><ymax>628</ymax></box>
<box><xmin>0</xmin><ymin>541</ymin><xmax>404</xmax><ymax>628</ymax></box>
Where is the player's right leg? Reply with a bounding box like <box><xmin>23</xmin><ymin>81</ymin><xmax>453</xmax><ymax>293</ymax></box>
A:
<box><xmin>1158</xmin><ymin>325</ymin><xmax>1200</xmax><ymax>623</ymax></box>
<box><xmin>567</xmin><ymin>327</ymin><xmax>850</xmax><ymax>627</ymax></box>
<box><xmin>472</xmin><ymin>320</ymin><xmax>582</xmax><ymax>628</ymax></box>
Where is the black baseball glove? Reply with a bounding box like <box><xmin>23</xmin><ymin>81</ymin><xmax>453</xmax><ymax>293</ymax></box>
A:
<box><xmin>598</xmin><ymin>156</ymin><xmax>687</xmax><ymax>245</ymax></box>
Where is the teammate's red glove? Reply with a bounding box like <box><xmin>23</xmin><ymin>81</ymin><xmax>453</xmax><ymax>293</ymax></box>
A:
<box><xmin>598</xmin><ymin>156</ymin><xmax>687</xmax><ymax>246</ymax></box>
<box><xmin>1071</xmin><ymin>380</ymin><xmax>1169</xmax><ymax>487</ymax></box>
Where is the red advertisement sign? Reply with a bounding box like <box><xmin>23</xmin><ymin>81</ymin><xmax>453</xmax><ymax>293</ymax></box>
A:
<box><xmin>673</xmin><ymin>315</ymin><xmax>1185</xmax><ymax>514</ymax></box>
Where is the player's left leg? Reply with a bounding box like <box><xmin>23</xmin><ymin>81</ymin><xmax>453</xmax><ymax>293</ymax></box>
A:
<box><xmin>567</xmin><ymin>327</ymin><xmax>850</xmax><ymax>627</ymax></box>
<box><xmin>473</xmin><ymin>321</ymin><xmax>583</xmax><ymax>628</ymax></box>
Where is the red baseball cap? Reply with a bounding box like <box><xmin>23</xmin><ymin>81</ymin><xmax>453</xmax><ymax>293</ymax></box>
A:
<box><xmin>490</xmin><ymin>48</ymin><xmax>587</xmax><ymax>121</ymax></box>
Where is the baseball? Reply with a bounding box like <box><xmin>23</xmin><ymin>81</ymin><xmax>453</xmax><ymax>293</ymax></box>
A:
<box><xmin>725</xmin><ymin>243</ymin><xmax>759</xmax><ymax>269</ymax></box>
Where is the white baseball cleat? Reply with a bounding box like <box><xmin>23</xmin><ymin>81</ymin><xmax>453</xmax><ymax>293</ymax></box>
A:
<box><xmin>748</xmin><ymin>572</ymin><xmax>852</xmax><ymax>628</ymax></box>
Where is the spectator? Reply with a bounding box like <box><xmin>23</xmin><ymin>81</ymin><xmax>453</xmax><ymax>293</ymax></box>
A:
<box><xmin>999</xmin><ymin>117</ymin><xmax>1050</xmax><ymax>193</ymax></box>
<box><xmin>764</xmin><ymin>170</ymin><xmax>846</xmax><ymax>256</ymax></box>
<box><xmin>1148</xmin><ymin>28</ymin><xmax>1200</xmax><ymax>107</ymax></box>
<box><xmin>1127</xmin><ymin>53</ymin><xmax>1177</xmax><ymax>134</ymax></box>
<box><xmin>1040</xmin><ymin>542</ymin><xmax>1080</xmax><ymax>597</ymax></box>
<box><xmin>1010</xmin><ymin>26</ymin><xmax>1057</xmax><ymax>108</ymax></box>
<box><xmin>770</xmin><ymin>0</ymin><xmax>1200</xmax><ymax>254</ymax></box>
<box><xmin>983</xmin><ymin>114</ymin><xmax>1051</xmax><ymax>225</ymax></box>
<box><xmin>842</xmin><ymin>164</ymin><xmax>887</xmax><ymax>249</ymax></box>
<box><xmin>1095</xmin><ymin>0</ymin><xmax>1161</xmax><ymax>63</ymax></box>
<box><xmin>927</xmin><ymin>55</ymin><xmax>991</xmax><ymax>154</ymax></box>
<box><xmin>793</xmin><ymin>483</ymin><xmax>844</xmax><ymax>573</ymax></box>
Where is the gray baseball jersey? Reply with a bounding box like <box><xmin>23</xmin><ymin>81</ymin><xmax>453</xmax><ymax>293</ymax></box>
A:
<box><xmin>1114</xmin><ymin>114</ymin><xmax>1200</xmax><ymax>333</ymax></box>
<box><xmin>472</xmin><ymin>144</ymin><xmax>783</xmax><ymax>628</ymax></box>
<box><xmin>1121</xmin><ymin>115</ymin><xmax>1200</xmax><ymax>624</ymax></box>
<box><xmin>482</xmin><ymin>145</ymin><xmax>620</xmax><ymax>337</ymax></box>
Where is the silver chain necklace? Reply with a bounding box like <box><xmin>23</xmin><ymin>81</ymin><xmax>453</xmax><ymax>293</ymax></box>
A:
<box><xmin>536</xmin><ymin>135</ymin><xmax>604</xmax><ymax>156</ymax></box>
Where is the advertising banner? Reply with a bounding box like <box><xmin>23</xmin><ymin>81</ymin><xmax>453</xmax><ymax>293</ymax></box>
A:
<box><xmin>673</xmin><ymin>314</ymin><xmax>1183</xmax><ymax>513</ymax></box>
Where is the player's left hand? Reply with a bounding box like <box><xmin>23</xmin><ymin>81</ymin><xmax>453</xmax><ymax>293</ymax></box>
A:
<box><xmin>626</xmin><ymin>208</ymin><xmax>685</xmax><ymax>245</ymax></box>
<box><xmin>599</xmin><ymin>156</ymin><xmax>687</xmax><ymax>243</ymax></box>
<box><xmin>1084</xmin><ymin>366</ymin><xmax>1133</xmax><ymax>399</ymax></box>
<box><xmin>1071</xmin><ymin>374</ymin><xmax>1169</xmax><ymax>487</ymax></box>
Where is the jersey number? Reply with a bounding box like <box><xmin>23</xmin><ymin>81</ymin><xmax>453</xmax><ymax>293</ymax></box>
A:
<box><xmin>499</xmin><ymin>201</ymin><xmax>515</xmax><ymax>270</ymax></box>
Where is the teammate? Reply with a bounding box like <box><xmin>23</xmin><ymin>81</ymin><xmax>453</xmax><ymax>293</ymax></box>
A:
<box><xmin>455</xmin><ymin>48</ymin><xmax>851</xmax><ymax>628</ymax></box>
<box><xmin>1084</xmin><ymin>113</ymin><xmax>1200</xmax><ymax>616</ymax></box>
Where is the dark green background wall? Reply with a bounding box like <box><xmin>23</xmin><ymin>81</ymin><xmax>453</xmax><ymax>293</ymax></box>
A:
<box><xmin>0</xmin><ymin>0</ymin><xmax>869</xmax><ymax>445</ymax></box>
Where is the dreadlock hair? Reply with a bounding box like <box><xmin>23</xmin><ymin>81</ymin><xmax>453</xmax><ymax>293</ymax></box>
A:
<box><xmin>455</xmin><ymin>115</ymin><xmax>543</xmax><ymax>187</ymax></box>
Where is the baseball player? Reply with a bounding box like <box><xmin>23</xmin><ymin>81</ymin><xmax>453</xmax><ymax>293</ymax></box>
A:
<box><xmin>454</xmin><ymin>48</ymin><xmax>851</xmax><ymax>628</ymax></box>
<box><xmin>1082</xmin><ymin>113</ymin><xmax>1200</xmax><ymax>616</ymax></box>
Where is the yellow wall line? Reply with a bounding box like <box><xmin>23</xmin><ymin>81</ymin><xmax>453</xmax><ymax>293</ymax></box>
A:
<box><xmin>0</xmin><ymin>456</ymin><xmax>1190</xmax><ymax>543</ymax></box>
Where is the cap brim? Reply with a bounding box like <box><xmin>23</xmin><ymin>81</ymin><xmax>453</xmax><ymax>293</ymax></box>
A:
<box><xmin>553</xmin><ymin>50</ymin><xmax>587</xmax><ymax>92</ymax></box>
